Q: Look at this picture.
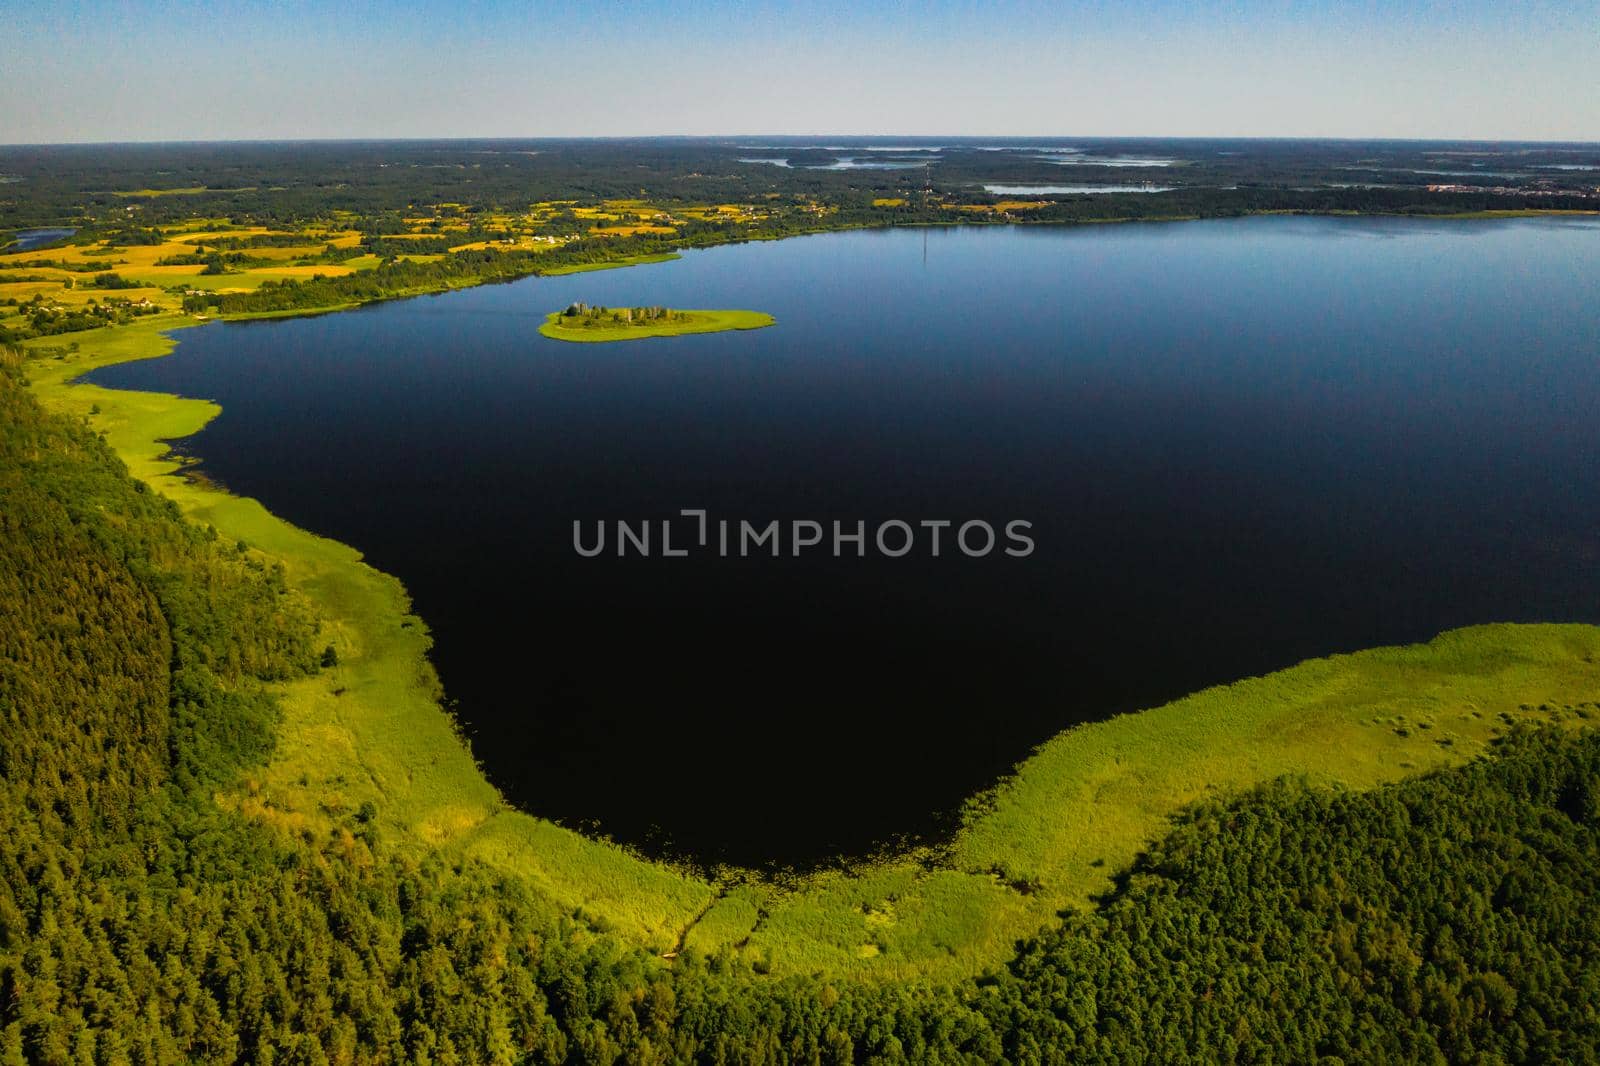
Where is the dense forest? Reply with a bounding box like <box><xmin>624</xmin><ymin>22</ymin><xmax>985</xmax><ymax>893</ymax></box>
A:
<box><xmin>3</xmin><ymin>139</ymin><xmax>1596</xmax><ymax>240</ymax></box>
<box><xmin>3</xmin><ymin>345</ymin><xmax>1598</xmax><ymax>1061</ymax></box>
<box><xmin>3</xmin><ymin>139</ymin><xmax>1598</xmax><ymax>233</ymax></box>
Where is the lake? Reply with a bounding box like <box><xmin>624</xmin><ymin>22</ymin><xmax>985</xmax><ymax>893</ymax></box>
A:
<box><xmin>88</xmin><ymin>217</ymin><xmax>1600</xmax><ymax>866</ymax></box>
<box><xmin>8</xmin><ymin>227</ymin><xmax>76</xmax><ymax>251</ymax></box>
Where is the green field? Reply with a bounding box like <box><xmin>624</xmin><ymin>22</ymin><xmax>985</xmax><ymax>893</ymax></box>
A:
<box><xmin>539</xmin><ymin>307</ymin><xmax>775</xmax><ymax>342</ymax></box>
<box><xmin>23</xmin><ymin>304</ymin><xmax>1600</xmax><ymax>985</ymax></box>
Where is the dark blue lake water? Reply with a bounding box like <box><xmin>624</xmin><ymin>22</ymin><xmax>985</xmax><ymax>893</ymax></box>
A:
<box><xmin>89</xmin><ymin>217</ymin><xmax>1600</xmax><ymax>865</ymax></box>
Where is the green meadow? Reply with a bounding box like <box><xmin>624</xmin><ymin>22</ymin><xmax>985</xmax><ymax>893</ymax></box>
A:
<box><xmin>22</xmin><ymin>308</ymin><xmax>1599</xmax><ymax>984</ymax></box>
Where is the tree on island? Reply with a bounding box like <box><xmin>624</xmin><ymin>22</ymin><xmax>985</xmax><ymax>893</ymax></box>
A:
<box><xmin>560</xmin><ymin>302</ymin><xmax>687</xmax><ymax>327</ymax></box>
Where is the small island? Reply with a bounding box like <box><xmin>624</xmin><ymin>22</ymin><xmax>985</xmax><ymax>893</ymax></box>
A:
<box><xmin>539</xmin><ymin>302</ymin><xmax>775</xmax><ymax>342</ymax></box>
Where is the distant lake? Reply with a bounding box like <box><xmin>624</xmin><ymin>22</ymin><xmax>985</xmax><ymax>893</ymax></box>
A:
<box><xmin>8</xmin><ymin>227</ymin><xmax>76</xmax><ymax>251</ymax></box>
<box><xmin>88</xmin><ymin>217</ymin><xmax>1600</xmax><ymax>866</ymax></box>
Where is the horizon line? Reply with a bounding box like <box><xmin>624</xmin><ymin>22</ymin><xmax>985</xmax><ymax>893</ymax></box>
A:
<box><xmin>4</xmin><ymin>134</ymin><xmax>1600</xmax><ymax>150</ymax></box>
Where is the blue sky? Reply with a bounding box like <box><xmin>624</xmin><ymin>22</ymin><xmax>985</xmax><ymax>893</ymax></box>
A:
<box><xmin>2</xmin><ymin>0</ymin><xmax>1596</xmax><ymax>142</ymax></box>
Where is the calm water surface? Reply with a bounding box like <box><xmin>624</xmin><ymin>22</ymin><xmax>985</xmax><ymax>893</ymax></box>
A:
<box><xmin>89</xmin><ymin>217</ymin><xmax>1600</xmax><ymax>865</ymax></box>
<box><xmin>9</xmin><ymin>227</ymin><xmax>76</xmax><ymax>251</ymax></box>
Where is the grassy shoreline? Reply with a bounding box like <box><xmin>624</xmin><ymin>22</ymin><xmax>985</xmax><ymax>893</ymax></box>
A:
<box><xmin>21</xmin><ymin>315</ymin><xmax>717</xmax><ymax>954</ymax></box>
<box><xmin>537</xmin><ymin>251</ymin><xmax>682</xmax><ymax>275</ymax></box>
<box><xmin>21</xmin><ymin>240</ymin><xmax>1600</xmax><ymax>982</ymax></box>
